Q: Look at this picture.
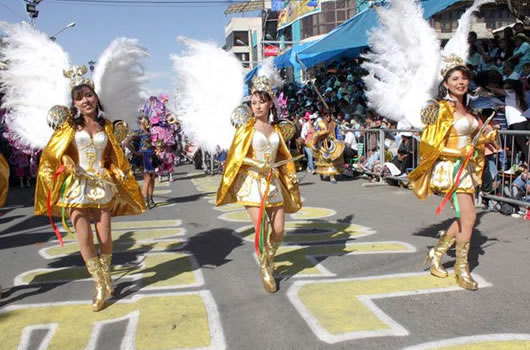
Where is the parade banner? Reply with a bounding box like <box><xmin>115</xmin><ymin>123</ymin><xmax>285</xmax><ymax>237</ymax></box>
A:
<box><xmin>277</xmin><ymin>0</ymin><xmax>322</xmax><ymax>30</ymax></box>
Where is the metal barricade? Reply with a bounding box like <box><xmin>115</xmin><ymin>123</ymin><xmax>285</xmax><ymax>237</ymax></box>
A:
<box><xmin>341</xmin><ymin>127</ymin><xmax>530</xmax><ymax>212</ymax></box>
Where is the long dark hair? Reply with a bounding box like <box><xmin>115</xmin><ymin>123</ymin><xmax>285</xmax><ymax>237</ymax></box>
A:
<box><xmin>251</xmin><ymin>90</ymin><xmax>279</xmax><ymax>124</ymax></box>
<box><xmin>69</xmin><ymin>84</ymin><xmax>106</xmax><ymax>129</ymax></box>
<box><xmin>437</xmin><ymin>66</ymin><xmax>472</xmax><ymax>108</ymax></box>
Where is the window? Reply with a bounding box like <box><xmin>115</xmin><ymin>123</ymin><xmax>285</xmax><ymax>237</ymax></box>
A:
<box><xmin>233</xmin><ymin>31</ymin><xmax>249</xmax><ymax>46</ymax></box>
<box><xmin>299</xmin><ymin>0</ymin><xmax>357</xmax><ymax>40</ymax></box>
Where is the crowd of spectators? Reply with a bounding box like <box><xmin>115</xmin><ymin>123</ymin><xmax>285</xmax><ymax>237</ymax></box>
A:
<box><xmin>277</xmin><ymin>24</ymin><xmax>530</xmax><ymax>216</ymax></box>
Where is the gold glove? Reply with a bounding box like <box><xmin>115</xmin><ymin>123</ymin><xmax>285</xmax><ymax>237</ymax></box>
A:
<box><xmin>440</xmin><ymin>144</ymin><xmax>473</xmax><ymax>159</ymax></box>
<box><xmin>110</xmin><ymin>164</ymin><xmax>126</xmax><ymax>183</ymax></box>
<box><xmin>242</xmin><ymin>157</ymin><xmax>272</xmax><ymax>174</ymax></box>
<box><xmin>476</xmin><ymin>129</ymin><xmax>497</xmax><ymax>145</ymax></box>
<box><xmin>61</xmin><ymin>155</ymin><xmax>77</xmax><ymax>175</ymax></box>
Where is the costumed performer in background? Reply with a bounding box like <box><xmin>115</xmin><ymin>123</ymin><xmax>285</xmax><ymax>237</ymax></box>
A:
<box><xmin>0</xmin><ymin>22</ymin><xmax>148</xmax><ymax>310</ymax></box>
<box><xmin>362</xmin><ymin>0</ymin><xmax>496</xmax><ymax>291</ymax></box>
<box><xmin>312</xmin><ymin>109</ymin><xmax>345</xmax><ymax>184</ymax></box>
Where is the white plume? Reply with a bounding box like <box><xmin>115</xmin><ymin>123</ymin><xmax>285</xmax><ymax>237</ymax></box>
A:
<box><xmin>256</xmin><ymin>57</ymin><xmax>283</xmax><ymax>90</ymax></box>
<box><xmin>441</xmin><ymin>0</ymin><xmax>495</xmax><ymax>61</ymax></box>
<box><xmin>171</xmin><ymin>37</ymin><xmax>244</xmax><ymax>153</ymax></box>
<box><xmin>362</xmin><ymin>0</ymin><xmax>441</xmax><ymax>128</ymax></box>
<box><xmin>0</xmin><ymin>21</ymin><xmax>70</xmax><ymax>150</ymax></box>
<box><xmin>93</xmin><ymin>37</ymin><xmax>150</xmax><ymax>126</ymax></box>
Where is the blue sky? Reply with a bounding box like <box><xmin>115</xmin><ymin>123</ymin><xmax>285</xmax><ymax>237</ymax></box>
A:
<box><xmin>1</xmin><ymin>0</ymin><xmax>238</xmax><ymax>95</ymax></box>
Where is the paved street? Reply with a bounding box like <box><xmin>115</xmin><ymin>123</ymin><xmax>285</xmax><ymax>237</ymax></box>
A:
<box><xmin>1</xmin><ymin>164</ymin><xmax>529</xmax><ymax>350</ymax></box>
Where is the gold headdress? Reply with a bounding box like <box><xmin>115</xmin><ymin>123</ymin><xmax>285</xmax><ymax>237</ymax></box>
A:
<box><xmin>63</xmin><ymin>65</ymin><xmax>94</xmax><ymax>89</ymax></box>
<box><xmin>251</xmin><ymin>75</ymin><xmax>274</xmax><ymax>96</ymax></box>
<box><xmin>440</xmin><ymin>54</ymin><xmax>466</xmax><ymax>79</ymax></box>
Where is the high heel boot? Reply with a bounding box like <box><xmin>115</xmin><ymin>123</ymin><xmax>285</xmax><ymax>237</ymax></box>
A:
<box><xmin>423</xmin><ymin>230</ymin><xmax>455</xmax><ymax>278</ymax></box>
<box><xmin>454</xmin><ymin>240</ymin><xmax>478</xmax><ymax>291</ymax></box>
<box><xmin>85</xmin><ymin>256</ymin><xmax>108</xmax><ymax>311</ymax></box>
<box><xmin>258</xmin><ymin>228</ymin><xmax>277</xmax><ymax>293</ymax></box>
<box><xmin>99</xmin><ymin>254</ymin><xmax>114</xmax><ymax>296</ymax></box>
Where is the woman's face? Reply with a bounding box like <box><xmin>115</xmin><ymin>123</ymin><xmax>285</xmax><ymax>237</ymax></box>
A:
<box><xmin>443</xmin><ymin>70</ymin><xmax>469</xmax><ymax>98</ymax></box>
<box><xmin>73</xmin><ymin>86</ymin><xmax>98</xmax><ymax>117</ymax></box>
<box><xmin>250</xmin><ymin>93</ymin><xmax>273</xmax><ymax>120</ymax></box>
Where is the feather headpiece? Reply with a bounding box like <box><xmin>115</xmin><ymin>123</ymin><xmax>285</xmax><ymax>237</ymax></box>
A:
<box><xmin>362</xmin><ymin>0</ymin><xmax>494</xmax><ymax>129</ymax></box>
<box><xmin>63</xmin><ymin>65</ymin><xmax>94</xmax><ymax>89</ymax></box>
<box><xmin>0</xmin><ymin>21</ymin><xmax>149</xmax><ymax>150</ymax></box>
<box><xmin>171</xmin><ymin>37</ymin><xmax>244</xmax><ymax>153</ymax></box>
<box><xmin>251</xmin><ymin>58</ymin><xmax>283</xmax><ymax>96</ymax></box>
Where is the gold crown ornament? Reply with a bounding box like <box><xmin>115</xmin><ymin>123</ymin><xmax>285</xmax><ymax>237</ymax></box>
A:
<box><xmin>440</xmin><ymin>54</ymin><xmax>466</xmax><ymax>79</ymax></box>
<box><xmin>63</xmin><ymin>65</ymin><xmax>94</xmax><ymax>89</ymax></box>
<box><xmin>251</xmin><ymin>75</ymin><xmax>274</xmax><ymax>97</ymax></box>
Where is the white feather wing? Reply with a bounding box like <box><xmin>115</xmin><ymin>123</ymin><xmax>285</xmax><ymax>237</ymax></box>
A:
<box><xmin>171</xmin><ymin>37</ymin><xmax>244</xmax><ymax>153</ymax></box>
<box><xmin>362</xmin><ymin>0</ymin><xmax>441</xmax><ymax>128</ymax></box>
<box><xmin>0</xmin><ymin>21</ymin><xmax>70</xmax><ymax>150</ymax></box>
<box><xmin>93</xmin><ymin>38</ymin><xmax>150</xmax><ymax>125</ymax></box>
<box><xmin>441</xmin><ymin>0</ymin><xmax>495</xmax><ymax>60</ymax></box>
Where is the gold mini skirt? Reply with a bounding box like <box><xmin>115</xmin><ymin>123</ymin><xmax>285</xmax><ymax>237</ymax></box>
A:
<box><xmin>231</xmin><ymin>168</ymin><xmax>283</xmax><ymax>208</ymax></box>
<box><xmin>430</xmin><ymin>159</ymin><xmax>476</xmax><ymax>194</ymax></box>
<box><xmin>57</xmin><ymin>168</ymin><xmax>117</xmax><ymax>209</ymax></box>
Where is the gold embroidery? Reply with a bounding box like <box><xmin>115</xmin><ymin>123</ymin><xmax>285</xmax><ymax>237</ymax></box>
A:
<box><xmin>40</xmin><ymin>161</ymin><xmax>55</xmax><ymax>187</ymax></box>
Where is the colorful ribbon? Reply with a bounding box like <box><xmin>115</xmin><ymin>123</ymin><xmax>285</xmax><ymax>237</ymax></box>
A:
<box><xmin>60</xmin><ymin>174</ymin><xmax>75</xmax><ymax>239</ymax></box>
<box><xmin>47</xmin><ymin>165</ymin><xmax>65</xmax><ymax>246</ymax></box>
<box><xmin>255</xmin><ymin>170</ymin><xmax>273</xmax><ymax>257</ymax></box>
<box><xmin>436</xmin><ymin>148</ymin><xmax>474</xmax><ymax>216</ymax></box>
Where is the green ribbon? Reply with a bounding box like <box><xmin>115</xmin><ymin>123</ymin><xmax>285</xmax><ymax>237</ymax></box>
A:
<box><xmin>452</xmin><ymin>159</ymin><xmax>462</xmax><ymax>218</ymax></box>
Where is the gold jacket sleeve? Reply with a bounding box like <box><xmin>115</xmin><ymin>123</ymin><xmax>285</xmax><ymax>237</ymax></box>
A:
<box><xmin>408</xmin><ymin>101</ymin><xmax>455</xmax><ymax>200</ymax></box>
<box><xmin>216</xmin><ymin>117</ymin><xmax>302</xmax><ymax>213</ymax></box>
<box><xmin>408</xmin><ymin>100</ymin><xmax>485</xmax><ymax>199</ymax></box>
<box><xmin>35</xmin><ymin>120</ymin><xmax>146</xmax><ymax>217</ymax></box>
<box><xmin>0</xmin><ymin>153</ymin><xmax>9</xmax><ymax>208</ymax></box>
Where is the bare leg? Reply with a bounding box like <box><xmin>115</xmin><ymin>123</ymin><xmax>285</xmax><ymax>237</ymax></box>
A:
<box><xmin>142</xmin><ymin>173</ymin><xmax>150</xmax><ymax>198</ymax></box>
<box><xmin>266</xmin><ymin>206</ymin><xmax>285</xmax><ymax>243</ymax></box>
<box><xmin>93</xmin><ymin>207</ymin><xmax>112</xmax><ymax>255</ymax></box>
<box><xmin>70</xmin><ymin>208</ymin><xmax>97</xmax><ymax>261</ymax></box>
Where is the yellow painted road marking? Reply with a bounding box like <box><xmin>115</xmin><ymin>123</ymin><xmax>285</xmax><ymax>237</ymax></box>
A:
<box><xmin>107</xmin><ymin>219</ymin><xmax>182</xmax><ymax>230</ymax></box>
<box><xmin>218</xmin><ymin>209</ymin><xmax>251</xmax><ymax>222</ymax></box>
<box><xmin>236</xmin><ymin>221</ymin><xmax>375</xmax><ymax>244</ymax></box>
<box><xmin>287</xmin><ymin>272</ymin><xmax>492</xmax><ymax>344</ymax></box>
<box><xmin>0</xmin><ymin>291</ymin><xmax>225</xmax><ymax>350</ymax></box>
<box><xmin>403</xmin><ymin>334</ymin><xmax>530</xmax><ymax>350</ymax></box>
<box><xmin>41</xmin><ymin>239</ymin><xmax>187</xmax><ymax>258</ymax></box>
<box><xmin>17</xmin><ymin>253</ymin><xmax>203</xmax><ymax>289</ymax></box>
<box><xmin>290</xmin><ymin>207</ymin><xmax>336</xmax><ymax>219</ymax></box>
<box><xmin>62</xmin><ymin>228</ymin><xmax>186</xmax><ymax>244</ymax></box>
<box><xmin>272</xmin><ymin>241</ymin><xmax>416</xmax><ymax>277</ymax></box>
<box><xmin>153</xmin><ymin>189</ymin><xmax>172</xmax><ymax>195</ymax></box>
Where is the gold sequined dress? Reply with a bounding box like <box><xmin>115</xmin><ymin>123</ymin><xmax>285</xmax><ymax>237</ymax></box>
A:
<box><xmin>35</xmin><ymin>120</ymin><xmax>146</xmax><ymax>217</ymax></box>
<box><xmin>409</xmin><ymin>100</ymin><xmax>485</xmax><ymax>200</ymax></box>
<box><xmin>216</xmin><ymin>117</ymin><xmax>302</xmax><ymax>213</ymax></box>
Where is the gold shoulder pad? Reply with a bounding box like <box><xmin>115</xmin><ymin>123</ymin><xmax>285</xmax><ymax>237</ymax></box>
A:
<box><xmin>421</xmin><ymin>103</ymin><xmax>439</xmax><ymax>125</ymax></box>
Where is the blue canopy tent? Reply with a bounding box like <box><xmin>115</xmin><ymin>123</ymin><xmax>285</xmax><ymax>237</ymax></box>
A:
<box><xmin>297</xmin><ymin>0</ymin><xmax>463</xmax><ymax>68</ymax></box>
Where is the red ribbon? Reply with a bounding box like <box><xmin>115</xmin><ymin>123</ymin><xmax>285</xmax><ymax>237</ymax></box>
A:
<box><xmin>47</xmin><ymin>164</ymin><xmax>65</xmax><ymax>246</ymax></box>
<box><xmin>435</xmin><ymin>147</ymin><xmax>474</xmax><ymax>216</ymax></box>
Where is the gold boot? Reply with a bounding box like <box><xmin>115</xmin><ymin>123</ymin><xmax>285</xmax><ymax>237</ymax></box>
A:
<box><xmin>423</xmin><ymin>230</ymin><xmax>455</xmax><ymax>278</ymax></box>
<box><xmin>454</xmin><ymin>240</ymin><xmax>478</xmax><ymax>291</ymax></box>
<box><xmin>85</xmin><ymin>257</ymin><xmax>108</xmax><ymax>311</ymax></box>
<box><xmin>99</xmin><ymin>254</ymin><xmax>114</xmax><ymax>296</ymax></box>
<box><xmin>259</xmin><ymin>247</ymin><xmax>277</xmax><ymax>293</ymax></box>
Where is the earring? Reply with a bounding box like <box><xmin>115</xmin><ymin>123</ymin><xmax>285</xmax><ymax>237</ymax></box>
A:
<box><xmin>269</xmin><ymin>110</ymin><xmax>274</xmax><ymax>124</ymax></box>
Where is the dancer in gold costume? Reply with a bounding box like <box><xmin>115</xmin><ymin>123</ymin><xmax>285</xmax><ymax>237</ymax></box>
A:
<box><xmin>217</xmin><ymin>76</ymin><xmax>302</xmax><ymax>293</ymax></box>
<box><xmin>312</xmin><ymin>110</ymin><xmax>345</xmax><ymax>184</ymax></box>
<box><xmin>361</xmin><ymin>0</ymin><xmax>496</xmax><ymax>291</ymax></box>
<box><xmin>409</xmin><ymin>62</ymin><xmax>496</xmax><ymax>291</ymax></box>
<box><xmin>35</xmin><ymin>73</ymin><xmax>145</xmax><ymax>310</ymax></box>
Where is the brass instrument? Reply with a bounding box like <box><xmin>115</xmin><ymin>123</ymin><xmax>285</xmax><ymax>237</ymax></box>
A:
<box><xmin>167</xmin><ymin>115</ymin><xmax>180</xmax><ymax>125</ymax></box>
<box><xmin>113</xmin><ymin>120</ymin><xmax>129</xmax><ymax>144</ymax></box>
